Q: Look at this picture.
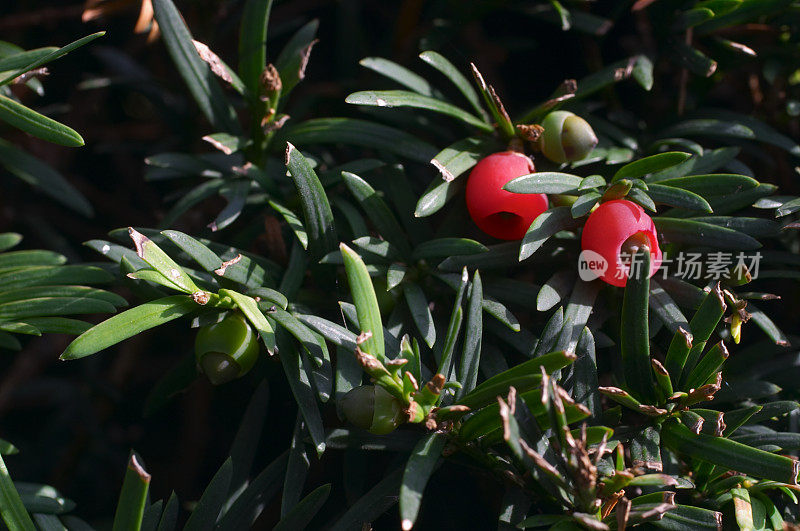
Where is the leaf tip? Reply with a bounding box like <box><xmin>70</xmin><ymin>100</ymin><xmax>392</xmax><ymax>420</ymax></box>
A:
<box><xmin>678</xmin><ymin>326</ymin><xmax>693</xmax><ymax>348</ymax></box>
<box><xmin>129</xmin><ymin>454</ymin><xmax>151</xmax><ymax>483</ymax></box>
<box><xmin>651</xmin><ymin>358</ymin><xmax>668</xmax><ymax>376</ymax></box>
<box><xmin>128</xmin><ymin>227</ymin><xmax>147</xmax><ymax>258</ymax></box>
<box><xmin>297</xmin><ymin>39</ymin><xmax>319</xmax><ymax>81</ymax></box>
<box><xmin>202</xmin><ymin>134</ymin><xmax>233</xmax><ymax>155</ymax></box>
<box><xmin>469</xmin><ymin>62</ymin><xmax>487</xmax><ymax>90</ymax></box>
<box><xmin>711</xmin><ymin>282</ymin><xmax>726</xmax><ymax>311</ymax></box>
<box><xmin>431</xmin><ymin>158</ymin><xmax>455</xmax><ymax>182</ymax></box>
<box><xmin>285</xmin><ymin>142</ymin><xmax>295</xmax><ymax>166</ymax></box>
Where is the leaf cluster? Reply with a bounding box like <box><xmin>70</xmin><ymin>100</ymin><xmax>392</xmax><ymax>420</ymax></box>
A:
<box><xmin>1</xmin><ymin>0</ymin><xmax>800</xmax><ymax>529</ymax></box>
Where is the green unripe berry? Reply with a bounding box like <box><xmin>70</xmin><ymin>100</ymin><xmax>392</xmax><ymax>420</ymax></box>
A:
<box><xmin>194</xmin><ymin>313</ymin><xmax>260</xmax><ymax>385</ymax></box>
<box><xmin>341</xmin><ymin>385</ymin><xmax>404</xmax><ymax>435</ymax></box>
<box><xmin>540</xmin><ymin>111</ymin><xmax>598</xmax><ymax>163</ymax></box>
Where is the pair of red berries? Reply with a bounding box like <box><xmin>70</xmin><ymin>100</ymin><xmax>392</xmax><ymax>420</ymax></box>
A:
<box><xmin>465</xmin><ymin>151</ymin><xmax>661</xmax><ymax>286</ymax></box>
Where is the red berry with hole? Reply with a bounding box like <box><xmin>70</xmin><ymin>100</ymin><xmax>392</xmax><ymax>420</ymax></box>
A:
<box><xmin>465</xmin><ymin>151</ymin><xmax>548</xmax><ymax>240</ymax></box>
<box><xmin>581</xmin><ymin>199</ymin><xmax>662</xmax><ymax>287</ymax></box>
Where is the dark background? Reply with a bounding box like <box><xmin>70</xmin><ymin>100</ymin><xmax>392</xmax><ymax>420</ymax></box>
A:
<box><xmin>1</xmin><ymin>1</ymin><xmax>798</xmax><ymax>528</ymax></box>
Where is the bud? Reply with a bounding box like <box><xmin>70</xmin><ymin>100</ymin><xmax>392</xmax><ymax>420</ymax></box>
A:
<box><xmin>540</xmin><ymin>111</ymin><xmax>598</xmax><ymax>163</ymax></box>
<box><xmin>515</xmin><ymin>124</ymin><xmax>544</xmax><ymax>142</ymax></box>
<box><xmin>729</xmin><ymin>312</ymin><xmax>742</xmax><ymax>344</ymax></box>
<box><xmin>341</xmin><ymin>385</ymin><xmax>404</xmax><ymax>435</ymax></box>
<box><xmin>260</xmin><ymin>64</ymin><xmax>282</xmax><ymax>98</ymax></box>
<box><xmin>194</xmin><ymin>313</ymin><xmax>260</xmax><ymax>385</ymax></box>
<box><xmin>601</xmin><ymin>179</ymin><xmax>633</xmax><ymax>202</ymax></box>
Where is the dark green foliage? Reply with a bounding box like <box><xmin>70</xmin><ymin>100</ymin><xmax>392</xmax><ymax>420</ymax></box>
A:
<box><xmin>2</xmin><ymin>0</ymin><xmax>800</xmax><ymax>529</ymax></box>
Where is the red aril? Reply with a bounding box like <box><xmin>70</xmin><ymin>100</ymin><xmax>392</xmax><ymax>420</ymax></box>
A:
<box><xmin>581</xmin><ymin>199</ymin><xmax>662</xmax><ymax>287</ymax></box>
<box><xmin>465</xmin><ymin>151</ymin><xmax>548</xmax><ymax>240</ymax></box>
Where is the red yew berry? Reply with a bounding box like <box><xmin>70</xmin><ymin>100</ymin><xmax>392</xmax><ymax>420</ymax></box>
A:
<box><xmin>581</xmin><ymin>199</ymin><xmax>662</xmax><ymax>287</ymax></box>
<box><xmin>465</xmin><ymin>151</ymin><xmax>548</xmax><ymax>240</ymax></box>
